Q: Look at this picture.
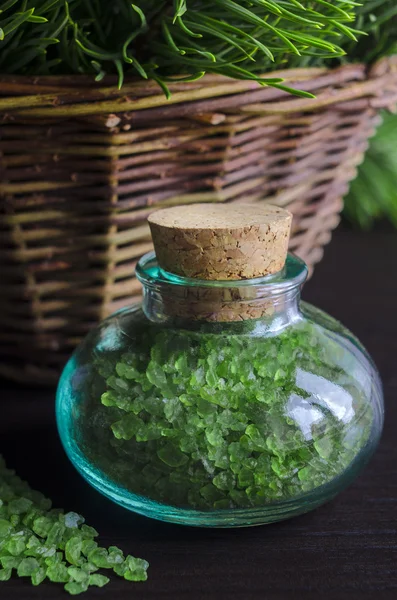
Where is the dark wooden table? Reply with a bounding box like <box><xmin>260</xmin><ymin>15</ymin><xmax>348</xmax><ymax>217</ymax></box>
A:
<box><xmin>1</xmin><ymin>225</ymin><xmax>397</xmax><ymax>600</ymax></box>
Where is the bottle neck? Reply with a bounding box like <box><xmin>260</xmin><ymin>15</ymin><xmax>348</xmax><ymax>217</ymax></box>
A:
<box><xmin>136</xmin><ymin>253</ymin><xmax>307</xmax><ymax>331</ymax></box>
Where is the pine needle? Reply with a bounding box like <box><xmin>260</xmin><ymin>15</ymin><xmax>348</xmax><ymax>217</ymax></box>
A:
<box><xmin>0</xmin><ymin>0</ymin><xmax>384</xmax><ymax>94</ymax></box>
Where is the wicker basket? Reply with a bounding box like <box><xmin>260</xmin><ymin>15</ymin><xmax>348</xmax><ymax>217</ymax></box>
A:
<box><xmin>1</xmin><ymin>57</ymin><xmax>397</xmax><ymax>384</ymax></box>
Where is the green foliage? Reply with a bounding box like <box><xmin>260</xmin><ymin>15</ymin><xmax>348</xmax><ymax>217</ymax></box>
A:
<box><xmin>87</xmin><ymin>320</ymin><xmax>373</xmax><ymax>510</ymax></box>
<box><xmin>345</xmin><ymin>0</ymin><xmax>397</xmax><ymax>63</ymax></box>
<box><xmin>344</xmin><ymin>111</ymin><xmax>397</xmax><ymax>229</ymax></box>
<box><xmin>0</xmin><ymin>454</ymin><xmax>148</xmax><ymax>594</ymax></box>
<box><xmin>0</xmin><ymin>0</ymin><xmax>381</xmax><ymax>93</ymax></box>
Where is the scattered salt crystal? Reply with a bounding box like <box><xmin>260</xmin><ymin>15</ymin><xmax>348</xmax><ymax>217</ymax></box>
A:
<box><xmin>64</xmin><ymin>512</ymin><xmax>83</xmax><ymax>529</ymax></box>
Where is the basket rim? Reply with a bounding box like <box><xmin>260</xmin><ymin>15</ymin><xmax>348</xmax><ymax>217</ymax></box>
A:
<box><xmin>0</xmin><ymin>57</ymin><xmax>396</xmax><ymax>89</ymax></box>
<box><xmin>0</xmin><ymin>63</ymin><xmax>360</xmax><ymax>87</ymax></box>
<box><xmin>0</xmin><ymin>57</ymin><xmax>396</xmax><ymax>119</ymax></box>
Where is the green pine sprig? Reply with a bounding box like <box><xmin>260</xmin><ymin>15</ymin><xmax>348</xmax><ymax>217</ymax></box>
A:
<box><xmin>344</xmin><ymin>0</ymin><xmax>397</xmax><ymax>63</ymax></box>
<box><xmin>0</xmin><ymin>0</ymin><xmax>366</xmax><ymax>94</ymax></box>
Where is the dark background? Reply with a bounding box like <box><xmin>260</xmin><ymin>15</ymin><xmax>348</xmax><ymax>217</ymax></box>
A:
<box><xmin>1</xmin><ymin>223</ymin><xmax>396</xmax><ymax>599</ymax></box>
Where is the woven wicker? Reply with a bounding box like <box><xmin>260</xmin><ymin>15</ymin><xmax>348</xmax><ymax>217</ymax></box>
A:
<box><xmin>1</xmin><ymin>57</ymin><xmax>397</xmax><ymax>384</ymax></box>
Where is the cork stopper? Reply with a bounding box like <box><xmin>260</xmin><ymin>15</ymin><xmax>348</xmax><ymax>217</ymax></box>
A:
<box><xmin>148</xmin><ymin>203</ymin><xmax>292</xmax><ymax>280</ymax></box>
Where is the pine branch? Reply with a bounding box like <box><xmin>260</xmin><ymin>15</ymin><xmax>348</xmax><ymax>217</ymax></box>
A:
<box><xmin>0</xmin><ymin>0</ymin><xmax>359</xmax><ymax>91</ymax></box>
<box><xmin>0</xmin><ymin>2</ymin><xmax>395</xmax><ymax>93</ymax></box>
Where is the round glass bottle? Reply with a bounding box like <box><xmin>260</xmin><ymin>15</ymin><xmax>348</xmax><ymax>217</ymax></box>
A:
<box><xmin>56</xmin><ymin>205</ymin><xmax>384</xmax><ymax>527</ymax></box>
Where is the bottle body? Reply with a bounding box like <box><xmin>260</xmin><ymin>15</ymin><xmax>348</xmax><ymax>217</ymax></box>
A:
<box><xmin>56</xmin><ymin>255</ymin><xmax>383</xmax><ymax>527</ymax></box>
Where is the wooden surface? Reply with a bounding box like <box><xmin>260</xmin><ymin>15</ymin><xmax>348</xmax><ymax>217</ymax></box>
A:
<box><xmin>1</xmin><ymin>224</ymin><xmax>396</xmax><ymax>599</ymax></box>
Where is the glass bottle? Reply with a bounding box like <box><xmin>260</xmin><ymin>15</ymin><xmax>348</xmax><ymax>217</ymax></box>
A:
<box><xmin>56</xmin><ymin>205</ymin><xmax>384</xmax><ymax>527</ymax></box>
